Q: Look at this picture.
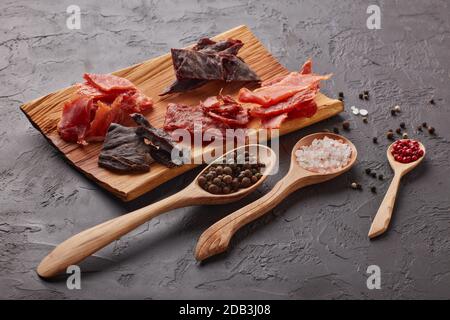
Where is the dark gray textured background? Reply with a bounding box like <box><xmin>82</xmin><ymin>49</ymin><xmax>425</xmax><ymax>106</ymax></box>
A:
<box><xmin>1</xmin><ymin>0</ymin><xmax>449</xmax><ymax>299</ymax></box>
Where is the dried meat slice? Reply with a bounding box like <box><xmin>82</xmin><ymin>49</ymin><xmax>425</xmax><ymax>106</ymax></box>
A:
<box><xmin>98</xmin><ymin>124</ymin><xmax>154</xmax><ymax>173</ymax></box>
<box><xmin>86</xmin><ymin>96</ymin><xmax>126</xmax><ymax>142</ymax></box>
<box><xmin>83</xmin><ymin>73</ymin><xmax>136</xmax><ymax>92</ymax></box>
<box><xmin>238</xmin><ymin>60</ymin><xmax>330</xmax><ymax>107</ymax></box>
<box><xmin>249</xmin><ymin>84</ymin><xmax>319</xmax><ymax>118</ymax></box>
<box><xmin>57</xmin><ymin>96</ymin><xmax>95</xmax><ymax>145</ymax></box>
<box><xmin>161</xmin><ymin>38</ymin><xmax>259</xmax><ymax>95</ymax></box>
<box><xmin>206</xmin><ymin>109</ymin><xmax>249</xmax><ymax>127</ymax></box>
<box><xmin>261</xmin><ymin>113</ymin><xmax>288</xmax><ymax>129</ymax></box>
<box><xmin>288</xmin><ymin>100</ymin><xmax>318</xmax><ymax>119</ymax></box>
<box><xmin>163</xmin><ymin>103</ymin><xmax>229</xmax><ymax>136</ymax></box>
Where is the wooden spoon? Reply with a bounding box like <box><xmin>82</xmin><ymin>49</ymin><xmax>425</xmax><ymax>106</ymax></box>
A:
<box><xmin>195</xmin><ymin>133</ymin><xmax>358</xmax><ymax>261</ymax></box>
<box><xmin>368</xmin><ymin>140</ymin><xmax>426</xmax><ymax>239</ymax></box>
<box><xmin>37</xmin><ymin>144</ymin><xmax>277</xmax><ymax>278</ymax></box>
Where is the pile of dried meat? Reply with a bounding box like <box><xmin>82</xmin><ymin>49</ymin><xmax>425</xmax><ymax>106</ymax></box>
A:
<box><xmin>238</xmin><ymin>59</ymin><xmax>331</xmax><ymax>128</ymax></box>
<box><xmin>163</xmin><ymin>94</ymin><xmax>249</xmax><ymax>138</ymax></box>
<box><xmin>161</xmin><ymin>38</ymin><xmax>260</xmax><ymax>95</ymax></box>
<box><xmin>57</xmin><ymin>73</ymin><xmax>153</xmax><ymax>145</ymax></box>
<box><xmin>98</xmin><ymin>113</ymin><xmax>180</xmax><ymax>173</ymax></box>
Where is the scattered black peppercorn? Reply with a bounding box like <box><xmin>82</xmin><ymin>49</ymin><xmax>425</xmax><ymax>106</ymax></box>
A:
<box><xmin>365</xmin><ymin>168</ymin><xmax>371</xmax><ymax>175</ymax></box>
<box><xmin>430</xmin><ymin>99</ymin><xmax>435</xmax><ymax>105</ymax></box>
<box><xmin>357</xmin><ymin>183</ymin><xmax>363</xmax><ymax>190</ymax></box>
<box><xmin>333</xmin><ymin>127</ymin><xmax>339</xmax><ymax>134</ymax></box>
<box><xmin>422</xmin><ymin>122</ymin><xmax>427</xmax><ymax>128</ymax></box>
<box><xmin>387</xmin><ymin>131</ymin><xmax>394</xmax><ymax>140</ymax></box>
<box><xmin>396</xmin><ymin>128</ymin><xmax>402</xmax><ymax>134</ymax></box>
<box><xmin>363</xmin><ymin>94</ymin><xmax>369</xmax><ymax>100</ymax></box>
<box><xmin>372</xmin><ymin>137</ymin><xmax>378</xmax><ymax>144</ymax></box>
<box><xmin>370</xmin><ymin>186</ymin><xmax>377</xmax><ymax>193</ymax></box>
<box><xmin>417</xmin><ymin>126</ymin><xmax>423</xmax><ymax>132</ymax></box>
<box><xmin>428</xmin><ymin>126</ymin><xmax>435</xmax><ymax>134</ymax></box>
<box><xmin>364</xmin><ymin>90</ymin><xmax>369</xmax><ymax>95</ymax></box>
<box><xmin>378</xmin><ymin>174</ymin><xmax>384</xmax><ymax>180</ymax></box>
<box><xmin>371</xmin><ymin>172</ymin><xmax>377</xmax><ymax>178</ymax></box>
<box><xmin>362</xmin><ymin>117</ymin><xmax>368</xmax><ymax>123</ymax></box>
<box><xmin>338</xmin><ymin>92</ymin><xmax>344</xmax><ymax>98</ymax></box>
<box><xmin>359</xmin><ymin>93</ymin><xmax>364</xmax><ymax>100</ymax></box>
<box><xmin>391</xmin><ymin>109</ymin><xmax>396</xmax><ymax>116</ymax></box>
<box><xmin>342</xmin><ymin>121</ymin><xmax>350</xmax><ymax>130</ymax></box>
<box><xmin>400</xmin><ymin>122</ymin><xmax>406</xmax><ymax>129</ymax></box>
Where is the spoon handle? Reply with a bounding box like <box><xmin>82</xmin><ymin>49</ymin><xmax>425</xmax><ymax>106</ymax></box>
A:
<box><xmin>368</xmin><ymin>174</ymin><xmax>402</xmax><ymax>239</ymax></box>
<box><xmin>195</xmin><ymin>174</ymin><xmax>306</xmax><ymax>261</ymax></box>
<box><xmin>37</xmin><ymin>190</ymin><xmax>195</xmax><ymax>278</ymax></box>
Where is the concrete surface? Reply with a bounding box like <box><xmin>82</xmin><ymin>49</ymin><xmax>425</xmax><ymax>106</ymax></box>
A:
<box><xmin>1</xmin><ymin>0</ymin><xmax>450</xmax><ymax>299</ymax></box>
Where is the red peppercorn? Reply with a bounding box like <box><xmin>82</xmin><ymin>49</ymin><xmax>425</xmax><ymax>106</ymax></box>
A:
<box><xmin>391</xmin><ymin>139</ymin><xmax>424</xmax><ymax>163</ymax></box>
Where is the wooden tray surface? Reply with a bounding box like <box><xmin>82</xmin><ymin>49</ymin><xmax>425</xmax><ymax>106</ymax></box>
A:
<box><xmin>21</xmin><ymin>25</ymin><xmax>343</xmax><ymax>201</ymax></box>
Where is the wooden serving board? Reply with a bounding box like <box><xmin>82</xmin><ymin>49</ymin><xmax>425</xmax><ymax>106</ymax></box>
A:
<box><xmin>21</xmin><ymin>25</ymin><xmax>343</xmax><ymax>201</ymax></box>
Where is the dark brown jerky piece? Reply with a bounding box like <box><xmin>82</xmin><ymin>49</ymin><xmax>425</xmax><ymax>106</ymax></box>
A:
<box><xmin>160</xmin><ymin>38</ymin><xmax>259</xmax><ymax>95</ymax></box>
<box><xmin>98</xmin><ymin>123</ymin><xmax>154</xmax><ymax>173</ymax></box>
<box><xmin>221</xmin><ymin>54</ymin><xmax>259</xmax><ymax>82</ymax></box>
<box><xmin>159</xmin><ymin>79</ymin><xmax>208</xmax><ymax>95</ymax></box>
<box><xmin>131</xmin><ymin>113</ymin><xmax>181</xmax><ymax>167</ymax></box>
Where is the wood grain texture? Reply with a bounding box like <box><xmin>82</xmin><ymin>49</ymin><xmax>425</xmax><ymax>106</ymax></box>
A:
<box><xmin>37</xmin><ymin>144</ymin><xmax>277</xmax><ymax>278</ymax></box>
<box><xmin>368</xmin><ymin>141</ymin><xmax>426</xmax><ymax>239</ymax></box>
<box><xmin>195</xmin><ymin>133</ymin><xmax>358</xmax><ymax>261</ymax></box>
<box><xmin>20</xmin><ymin>25</ymin><xmax>343</xmax><ymax>201</ymax></box>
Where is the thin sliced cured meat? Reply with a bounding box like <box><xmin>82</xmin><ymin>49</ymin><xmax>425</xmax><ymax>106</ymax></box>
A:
<box><xmin>201</xmin><ymin>95</ymin><xmax>242</xmax><ymax>116</ymax></box>
<box><xmin>58</xmin><ymin>73</ymin><xmax>153</xmax><ymax>145</ymax></box>
<box><xmin>259</xmin><ymin>100</ymin><xmax>317</xmax><ymax>129</ymax></box>
<box><xmin>288</xmin><ymin>100</ymin><xmax>318</xmax><ymax>119</ymax></box>
<box><xmin>238</xmin><ymin>59</ymin><xmax>330</xmax><ymax>107</ymax></box>
<box><xmin>83</xmin><ymin>73</ymin><xmax>136</xmax><ymax>92</ymax></box>
<box><xmin>201</xmin><ymin>94</ymin><xmax>250</xmax><ymax>127</ymax></box>
<box><xmin>86</xmin><ymin>96</ymin><xmax>126</xmax><ymax>141</ymax></box>
<box><xmin>261</xmin><ymin>113</ymin><xmax>288</xmax><ymax>129</ymax></box>
<box><xmin>250</xmin><ymin>84</ymin><xmax>319</xmax><ymax>118</ymax></box>
<box><xmin>164</xmin><ymin>103</ymin><xmax>230</xmax><ymax>135</ymax></box>
<box><xmin>206</xmin><ymin>109</ymin><xmax>249</xmax><ymax>127</ymax></box>
<box><xmin>57</xmin><ymin>96</ymin><xmax>95</xmax><ymax>145</ymax></box>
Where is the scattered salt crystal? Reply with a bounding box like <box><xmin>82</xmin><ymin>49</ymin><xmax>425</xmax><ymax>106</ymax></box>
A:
<box><xmin>359</xmin><ymin>109</ymin><xmax>368</xmax><ymax>116</ymax></box>
<box><xmin>352</xmin><ymin>109</ymin><xmax>359</xmax><ymax>115</ymax></box>
<box><xmin>295</xmin><ymin>136</ymin><xmax>352</xmax><ymax>173</ymax></box>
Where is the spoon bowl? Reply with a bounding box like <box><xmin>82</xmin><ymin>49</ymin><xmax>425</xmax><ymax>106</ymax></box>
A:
<box><xmin>195</xmin><ymin>132</ymin><xmax>357</xmax><ymax>261</ymax></box>
<box><xmin>37</xmin><ymin>144</ymin><xmax>277</xmax><ymax>278</ymax></box>
<box><xmin>386</xmin><ymin>140</ymin><xmax>426</xmax><ymax>174</ymax></box>
<box><xmin>368</xmin><ymin>139</ymin><xmax>426</xmax><ymax>238</ymax></box>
